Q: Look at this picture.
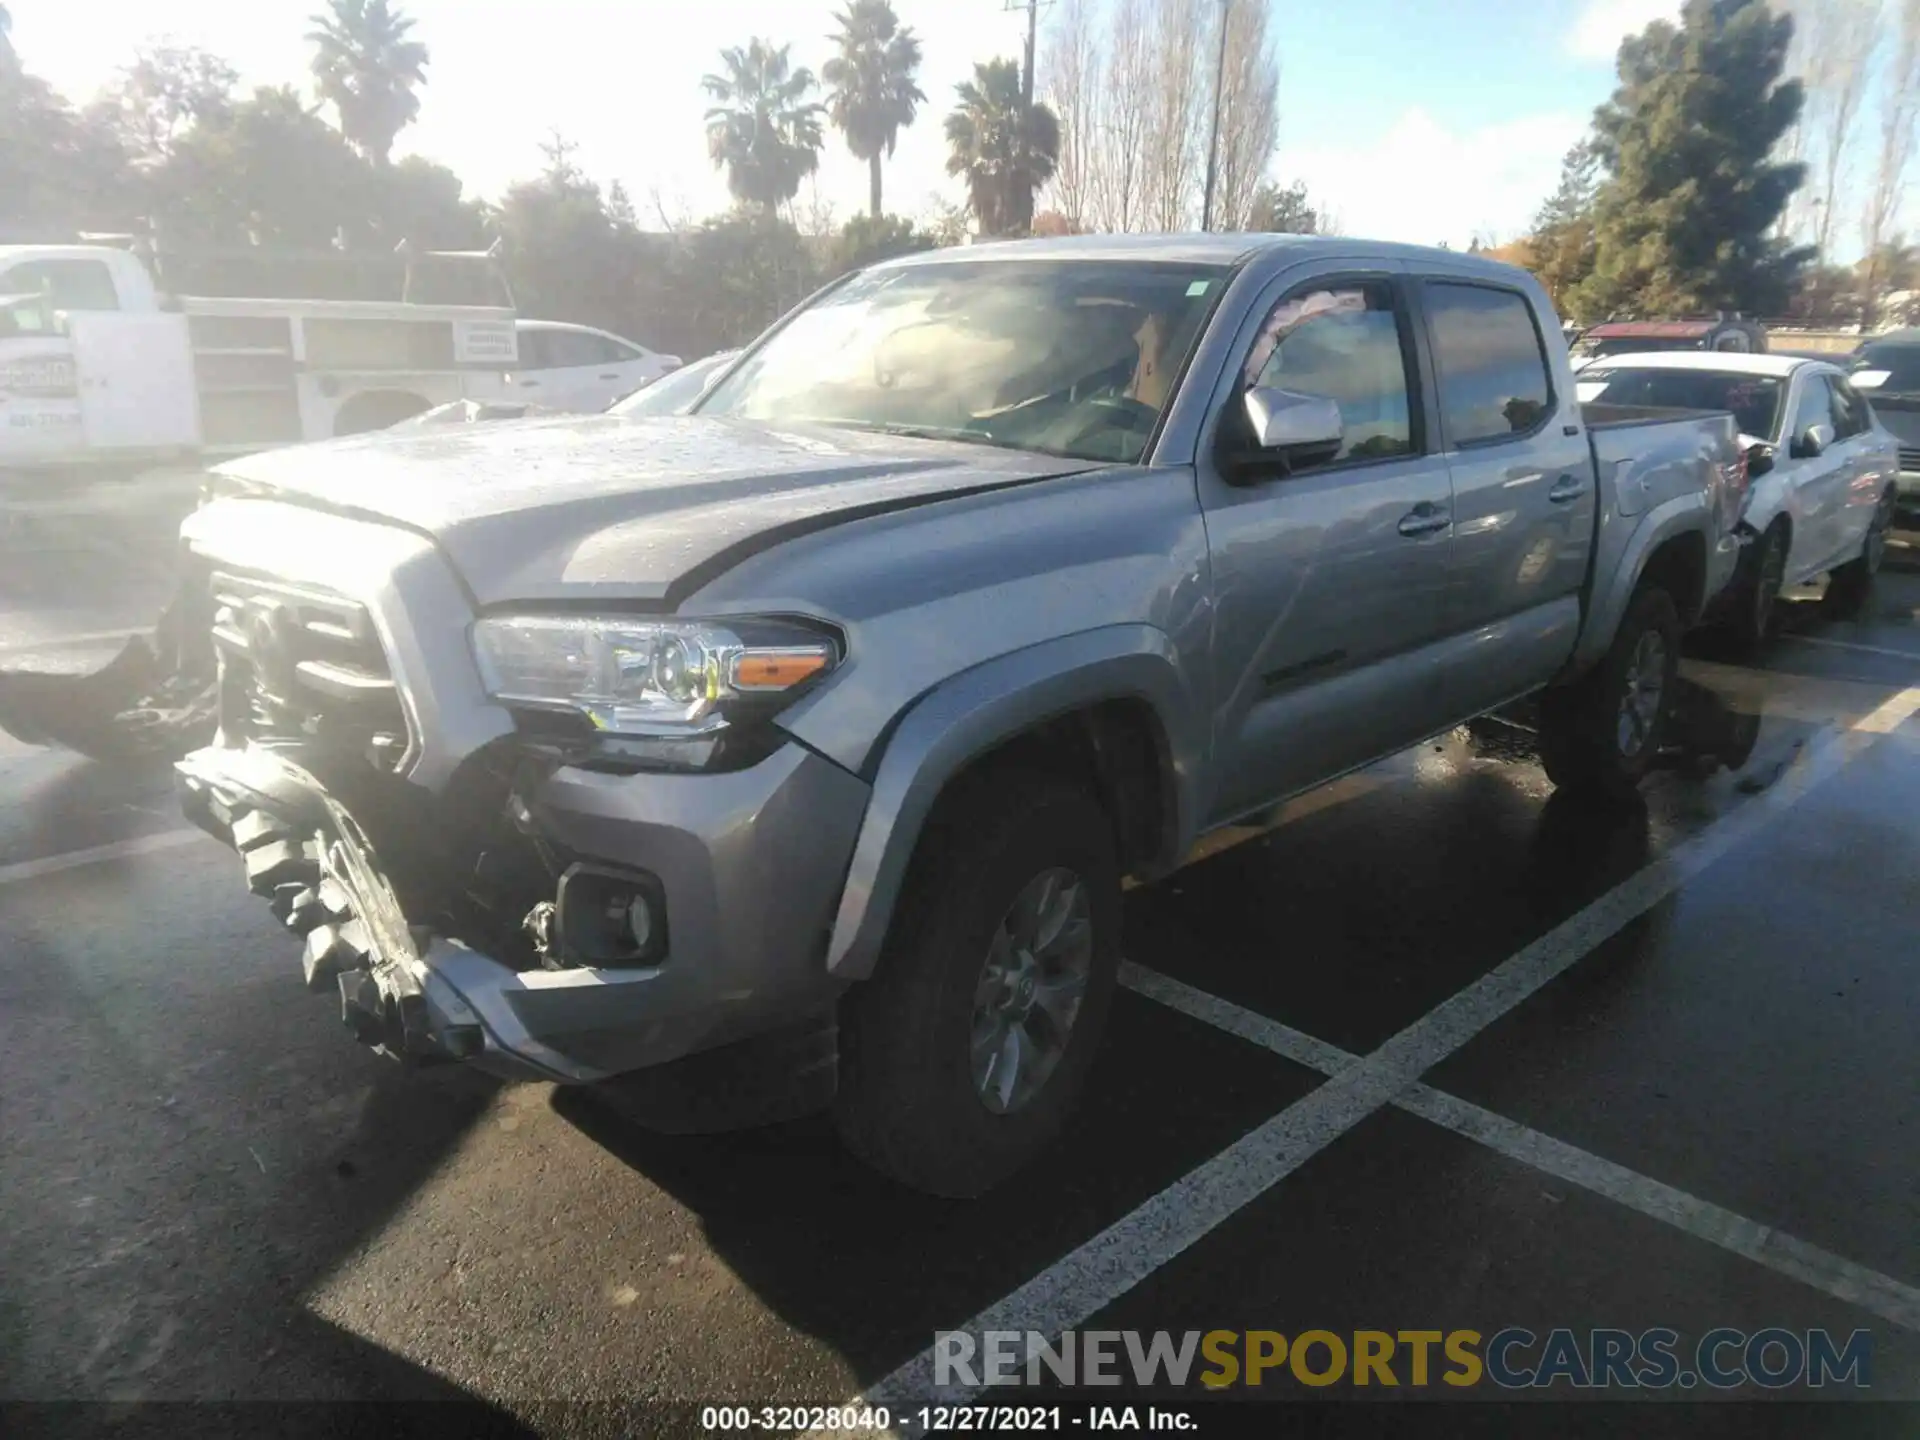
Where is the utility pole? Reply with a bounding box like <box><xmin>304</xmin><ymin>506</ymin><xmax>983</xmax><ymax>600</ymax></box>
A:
<box><xmin>1024</xmin><ymin>0</ymin><xmax>1038</xmax><ymax>111</ymax></box>
<box><xmin>1006</xmin><ymin>0</ymin><xmax>1045</xmax><ymax>232</ymax></box>
<box><xmin>1200</xmin><ymin>0</ymin><xmax>1232</xmax><ymax>232</ymax></box>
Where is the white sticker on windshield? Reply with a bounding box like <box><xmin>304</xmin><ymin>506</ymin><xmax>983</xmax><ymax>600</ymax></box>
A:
<box><xmin>1851</xmin><ymin>369</ymin><xmax>1892</xmax><ymax>390</ymax></box>
<box><xmin>1186</xmin><ymin>280</ymin><xmax>1211</xmax><ymax>297</ymax></box>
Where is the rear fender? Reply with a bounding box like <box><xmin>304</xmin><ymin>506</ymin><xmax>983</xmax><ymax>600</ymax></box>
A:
<box><xmin>1570</xmin><ymin>496</ymin><xmax>1720</xmax><ymax>675</ymax></box>
<box><xmin>823</xmin><ymin>625</ymin><xmax>1205</xmax><ymax>980</ymax></box>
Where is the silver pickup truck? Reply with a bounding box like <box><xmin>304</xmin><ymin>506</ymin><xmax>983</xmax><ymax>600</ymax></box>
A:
<box><xmin>165</xmin><ymin>235</ymin><xmax>1750</xmax><ymax>1196</ymax></box>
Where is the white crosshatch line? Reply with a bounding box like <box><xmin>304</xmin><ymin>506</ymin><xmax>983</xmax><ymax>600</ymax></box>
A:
<box><xmin>2</xmin><ymin>658</ymin><xmax>1916</xmax><ymax>1426</ymax></box>
<box><xmin>830</xmin><ymin>684</ymin><xmax>1920</xmax><ymax>1437</ymax></box>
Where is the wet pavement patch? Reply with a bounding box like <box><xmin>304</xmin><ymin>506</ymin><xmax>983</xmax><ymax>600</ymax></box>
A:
<box><xmin>1122</xmin><ymin>756</ymin><xmax>1673</xmax><ymax>1056</ymax></box>
<box><xmin>1061</xmin><ymin>1107</ymin><xmax>1920</xmax><ymax>1403</ymax></box>
<box><xmin>1427</xmin><ymin>739</ymin><xmax>1920</xmax><ymax>1291</ymax></box>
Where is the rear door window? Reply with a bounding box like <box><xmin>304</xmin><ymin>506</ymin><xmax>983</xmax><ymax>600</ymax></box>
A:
<box><xmin>544</xmin><ymin>330</ymin><xmax>623</xmax><ymax>367</ymax></box>
<box><xmin>514</xmin><ymin>329</ymin><xmax>551</xmax><ymax>369</ymax></box>
<box><xmin>1423</xmin><ymin>282</ymin><xmax>1554</xmax><ymax>445</ymax></box>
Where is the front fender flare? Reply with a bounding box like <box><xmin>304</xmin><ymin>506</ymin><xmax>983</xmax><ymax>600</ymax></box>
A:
<box><xmin>823</xmin><ymin>625</ymin><xmax>1205</xmax><ymax>980</ymax></box>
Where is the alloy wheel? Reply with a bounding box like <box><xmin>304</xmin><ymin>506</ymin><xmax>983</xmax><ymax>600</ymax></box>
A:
<box><xmin>969</xmin><ymin>867</ymin><xmax>1094</xmax><ymax>1115</ymax></box>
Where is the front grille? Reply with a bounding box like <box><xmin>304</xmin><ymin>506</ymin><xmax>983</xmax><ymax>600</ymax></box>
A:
<box><xmin>208</xmin><ymin>571</ymin><xmax>412</xmax><ymax>770</ymax></box>
<box><xmin>1899</xmin><ymin>446</ymin><xmax>1920</xmax><ymax>474</ymax></box>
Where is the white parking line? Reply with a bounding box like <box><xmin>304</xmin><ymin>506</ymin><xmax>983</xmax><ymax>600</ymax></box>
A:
<box><xmin>0</xmin><ymin>829</ymin><xmax>207</xmax><ymax>889</ymax></box>
<box><xmin>848</xmin><ymin>684</ymin><xmax>1920</xmax><ymax>1423</ymax></box>
<box><xmin>1127</xmin><ymin>962</ymin><xmax>1920</xmax><ymax>1334</ymax></box>
<box><xmin>1396</xmin><ymin>1089</ymin><xmax>1920</xmax><ymax>1332</ymax></box>
<box><xmin>1779</xmin><ymin>633</ymin><xmax>1920</xmax><ymax>664</ymax></box>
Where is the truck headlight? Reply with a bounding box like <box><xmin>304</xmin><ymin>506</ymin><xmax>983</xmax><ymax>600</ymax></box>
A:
<box><xmin>471</xmin><ymin>614</ymin><xmax>839</xmax><ymax>743</ymax></box>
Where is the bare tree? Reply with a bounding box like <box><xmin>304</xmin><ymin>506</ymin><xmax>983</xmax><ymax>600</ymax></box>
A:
<box><xmin>1042</xmin><ymin>0</ymin><xmax>1100</xmax><ymax>228</ymax></box>
<box><xmin>1773</xmin><ymin>0</ymin><xmax>1821</xmax><ymax>239</ymax></box>
<box><xmin>90</xmin><ymin>40</ymin><xmax>238</xmax><ymax>166</ymax></box>
<box><xmin>786</xmin><ymin>173</ymin><xmax>838</xmax><ymax>241</ymax></box>
<box><xmin>1863</xmin><ymin>0</ymin><xmax>1920</xmax><ymax>325</ymax></box>
<box><xmin>1140</xmin><ymin>0</ymin><xmax>1206</xmax><ymax>230</ymax></box>
<box><xmin>1088</xmin><ymin>0</ymin><xmax>1151</xmax><ymax>232</ymax></box>
<box><xmin>1798</xmin><ymin>0</ymin><xmax>1882</xmax><ymax>257</ymax></box>
<box><xmin>1201</xmin><ymin>0</ymin><xmax>1281</xmax><ymax>231</ymax></box>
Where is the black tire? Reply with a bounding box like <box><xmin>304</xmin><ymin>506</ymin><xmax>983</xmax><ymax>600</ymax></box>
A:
<box><xmin>1538</xmin><ymin>583</ymin><xmax>1682</xmax><ymax>801</ymax></box>
<box><xmin>834</xmin><ymin>768</ymin><xmax>1122</xmax><ymax>1198</ymax></box>
<box><xmin>1727</xmin><ymin>522</ymin><xmax>1787</xmax><ymax>658</ymax></box>
<box><xmin>1822</xmin><ymin>489</ymin><xmax>1895</xmax><ymax>621</ymax></box>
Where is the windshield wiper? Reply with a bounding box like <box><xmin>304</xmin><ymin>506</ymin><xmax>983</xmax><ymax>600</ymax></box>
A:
<box><xmin>804</xmin><ymin>417</ymin><xmax>1098</xmax><ymax>465</ymax></box>
<box><xmin>823</xmin><ymin>419</ymin><xmax>990</xmax><ymax>444</ymax></box>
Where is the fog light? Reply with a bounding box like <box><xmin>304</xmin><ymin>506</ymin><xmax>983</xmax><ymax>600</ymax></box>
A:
<box><xmin>555</xmin><ymin>862</ymin><xmax>669</xmax><ymax>967</ymax></box>
<box><xmin>623</xmin><ymin>893</ymin><xmax>654</xmax><ymax>951</ymax></box>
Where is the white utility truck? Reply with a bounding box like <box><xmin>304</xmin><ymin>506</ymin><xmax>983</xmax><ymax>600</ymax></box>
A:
<box><xmin>0</xmin><ymin>238</ymin><xmax>520</xmax><ymax>468</ymax></box>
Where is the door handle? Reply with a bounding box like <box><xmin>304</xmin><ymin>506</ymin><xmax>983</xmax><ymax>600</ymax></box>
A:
<box><xmin>519</xmin><ymin>378</ymin><xmax>540</xmax><ymax>387</ymax></box>
<box><xmin>1547</xmin><ymin>474</ymin><xmax>1587</xmax><ymax>503</ymax></box>
<box><xmin>1397</xmin><ymin>503</ymin><xmax>1450</xmax><ymax>537</ymax></box>
<box><xmin>598</xmin><ymin>372</ymin><xmax>620</xmax><ymax>380</ymax></box>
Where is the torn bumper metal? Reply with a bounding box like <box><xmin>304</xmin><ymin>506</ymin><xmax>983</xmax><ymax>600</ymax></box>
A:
<box><xmin>175</xmin><ymin>737</ymin><xmax>872</xmax><ymax>1087</ymax></box>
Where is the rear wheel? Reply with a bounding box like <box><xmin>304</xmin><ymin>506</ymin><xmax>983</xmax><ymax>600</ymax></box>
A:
<box><xmin>834</xmin><ymin>769</ymin><xmax>1121</xmax><ymax>1198</ymax></box>
<box><xmin>1823</xmin><ymin>489</ymin><xmax>1895</xmax><ymax>621</ymax></box>
<box><xmin>1727</xmin><ymin>522</ymin><xmax>1788</xmax><ymax>657</ymax></box>
<box><xmin>1538</xmin><ymin>583</ymin><xmax>1681</xmax><ymax>801</ymax></box>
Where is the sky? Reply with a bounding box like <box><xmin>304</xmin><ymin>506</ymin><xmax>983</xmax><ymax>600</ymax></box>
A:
<box><xmin>9</xmin><ymin>0</ymin><xmax>1716</xmax><ymax>249</ymax></box>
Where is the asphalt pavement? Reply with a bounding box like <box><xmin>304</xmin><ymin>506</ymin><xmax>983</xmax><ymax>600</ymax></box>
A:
<box><xmin>2</xmin><ymin>494</ymin><xmax>1918</xmax><ymax>1438</ymax></box>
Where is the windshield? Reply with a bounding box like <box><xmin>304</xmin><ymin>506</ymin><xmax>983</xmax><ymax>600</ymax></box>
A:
<box><xmin>1576</xmin><ymin>366</ymin><xmax>1785</xmax><ymax>439</ymax></box>
<box><xmin>695</xmin><ymin>259</ymin><xmax>1229</xmax><ymax>464</ymax></box>
<box><xmin>1851</xmin><ymin>342</ymin><xmax>1920</xmax><ymax>395</ymax></box>
<box><xmin>607</xmin><ymin>351</ymin><xmax>737</xmax><ymax>416</ymax></box>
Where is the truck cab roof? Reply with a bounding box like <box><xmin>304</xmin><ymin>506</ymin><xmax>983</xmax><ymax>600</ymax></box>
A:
<box><xmin>870</xmin><ymin>232</ymin><xmax>1534</xmax><ymax>283</ymax></box>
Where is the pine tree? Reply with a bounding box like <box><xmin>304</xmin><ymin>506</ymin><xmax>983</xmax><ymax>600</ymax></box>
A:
<box><xmin>1526</xmin><ymin>141</ymin><xmax>1602</xmax><ymax>318</ymax></box>
<box><xmin>1572</xmin><ymin>0</ymin><xmax>1810</xmax><ymax>318</ymax></box>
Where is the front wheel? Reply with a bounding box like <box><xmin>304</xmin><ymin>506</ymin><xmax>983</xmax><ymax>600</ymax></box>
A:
<box><xmin>834</xmin><ymin>769</ymin><xmax>1121</xmax><ymax>1198</ymax></box>
<box><xmin>1538</xmin><ymin>583</ymin><xmax>1682</xmax><ymax>801</ymax></box>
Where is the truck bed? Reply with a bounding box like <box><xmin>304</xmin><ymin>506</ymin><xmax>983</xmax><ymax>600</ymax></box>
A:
<box><xmin>1577</xmin><ymin>400</ymin><xmax>1742</xmax><ymax>659</ymax></box>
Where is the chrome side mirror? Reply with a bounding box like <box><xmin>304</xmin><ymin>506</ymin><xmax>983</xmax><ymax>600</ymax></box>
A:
<box><xmin>1243</xmin><ymin>386</ymin><xmax>1344</xmax><ymax>454</ymax></box>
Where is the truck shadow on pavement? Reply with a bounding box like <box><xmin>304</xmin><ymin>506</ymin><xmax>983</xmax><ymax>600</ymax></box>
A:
<box><xmin>0</xmin><ymin>904</ymin><xmax>533</xmax><ymax>1428</ymax></box>
<box><xmin>549</xmin><ymin>777</ymin><xmax>1683</xmax><ymax>1397</ymax></box>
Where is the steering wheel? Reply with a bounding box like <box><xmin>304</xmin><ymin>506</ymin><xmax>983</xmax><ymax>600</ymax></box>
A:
<box><xmin>1048</xmin><ymin>394</ymin><xmax>1159</xmax><ymax>452</ymax></box>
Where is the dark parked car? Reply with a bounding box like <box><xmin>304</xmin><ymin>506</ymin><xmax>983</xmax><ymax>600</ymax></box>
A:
<box><xmin>1847</xmin><ymin>328</ymin><xmax>1920</xmax><ymax>524</ymax></box>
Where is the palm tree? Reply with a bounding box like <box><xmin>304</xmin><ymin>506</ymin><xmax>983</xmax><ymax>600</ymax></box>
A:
<box><xmin>306</xmin><ymin>0</ymin><xmax>429</xmax><ymax>166</ymax></box>
<box><xmin>703</xmin><ymin>39</ymin><xmax>825</xmax><ymax>219</ymax></box>
<box><xmin>822</xmin><ymin>0</ymin><xmax>925</xmax><ymax>219</ymax></box>
<box><xmin>944</xmin><ymin>59</ymin><xmax>1058</xmax><ymax>238</ymax></box>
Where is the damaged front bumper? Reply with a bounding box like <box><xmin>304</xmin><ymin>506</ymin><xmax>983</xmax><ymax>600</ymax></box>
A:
<box><xmin>176</xmin><ymin>736</ymin><xmax>872</xmax><ymax>1090</ymax></box>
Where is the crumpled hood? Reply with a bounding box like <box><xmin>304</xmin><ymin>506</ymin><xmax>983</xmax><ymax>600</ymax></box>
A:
<box><xmin>212</xmin><ymin>413</ymin><xmax>1092</xmax><ymax>606</ymax></box>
